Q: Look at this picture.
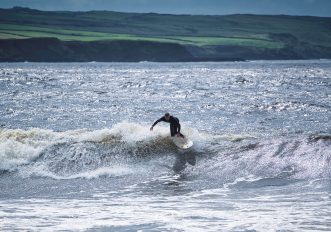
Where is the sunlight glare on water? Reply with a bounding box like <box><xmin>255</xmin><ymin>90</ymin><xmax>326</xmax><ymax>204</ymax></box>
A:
<box><xmin>0</xmin><ymin>61</ymin><xmax>330</xmax><ymax>231</ymax></box>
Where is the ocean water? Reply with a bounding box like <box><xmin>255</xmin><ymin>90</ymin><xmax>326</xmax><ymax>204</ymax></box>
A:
<box><xmin>0</xmin><ymin>60</ymin><xmax>330</xmax><ymax>231</ymax></box>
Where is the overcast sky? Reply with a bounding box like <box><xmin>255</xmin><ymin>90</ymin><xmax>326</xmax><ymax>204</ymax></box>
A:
<box><xmin>0</xmin><ymin>0</ymin><xmax>330</xmax><ymax>17</ymax></box>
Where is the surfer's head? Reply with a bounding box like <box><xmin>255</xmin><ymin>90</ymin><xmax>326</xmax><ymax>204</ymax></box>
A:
<box><xmin>164</xmin><ymin>113</ymin><xmax>170</xmax><ymax>120</ymax></box>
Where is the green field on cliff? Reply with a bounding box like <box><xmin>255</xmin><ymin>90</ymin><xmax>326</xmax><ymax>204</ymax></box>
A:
<box><xmin>1</xmin><ymin>7</ymin><xmax>331</xmax><ymax>49</ymax></box>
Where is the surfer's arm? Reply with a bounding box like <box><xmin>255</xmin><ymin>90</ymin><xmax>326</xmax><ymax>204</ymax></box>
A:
<box><xmin>152</xmin><ymin>117</ymin><xmax>164</xmax><ymax>127</ymax></box>
<box><xmin>150</xmin><ymin>117</ymin><xmax>165</xmax><ymax>130</ymax></box>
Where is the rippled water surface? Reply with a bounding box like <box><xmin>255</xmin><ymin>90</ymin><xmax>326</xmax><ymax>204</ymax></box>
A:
<box><xmin>0</xmin><ymin>61</ymin><xmax>330</xmax><ymax>231</ymax></box>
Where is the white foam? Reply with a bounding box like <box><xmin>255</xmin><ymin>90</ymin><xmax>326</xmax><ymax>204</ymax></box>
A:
<box><xmin>0</xmin><ymin>122</ymin><xmax>190</xmax><ymax>175</ymax></box>
<box><xmin>0</xmin><ymin>128</ymin><xmax>56</xmax><ymax>171</ymax></box>
<box><xmin>20</xmin><ymin>165</ymin><xmax>134</xmax><ymax>180</ymax></box>
<box><xmin>2</xmin><ymin>124</ymin><xmax>330</xmax><ymax>181</ymax></box>
<box><xmin>110</xmin><ymin>121</ymin><xmax>169</xmax><ymax>143</ymax></box>
<box><xmin>0</xmin><ymin>139</ymin><xmax>43</xmax><ymax>170</ymax></box>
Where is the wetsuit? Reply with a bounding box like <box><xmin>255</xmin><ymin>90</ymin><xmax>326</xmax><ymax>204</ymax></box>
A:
<box><xmin>152</xmin><ymin>116</ymin><xmax>181</xmax><ymax>137</ymax></box>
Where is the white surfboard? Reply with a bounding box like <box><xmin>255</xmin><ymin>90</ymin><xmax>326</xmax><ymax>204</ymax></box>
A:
<box><xmin>172</xmin><ymin>135</ymin><xmax>193</xmax><ymax>149</ymax></box>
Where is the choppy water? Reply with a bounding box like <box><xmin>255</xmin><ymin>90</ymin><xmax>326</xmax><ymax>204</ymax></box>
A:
<box><xmin>0</xmin><ymin>61</ymin><xmax>330</xmax><ymax>231</ymax></box>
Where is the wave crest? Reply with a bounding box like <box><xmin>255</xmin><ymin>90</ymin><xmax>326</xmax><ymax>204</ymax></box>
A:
<box><xmin>1</xmin><ymin>123</ymin><xmax>330</xmax><ymax>181</ymax></box>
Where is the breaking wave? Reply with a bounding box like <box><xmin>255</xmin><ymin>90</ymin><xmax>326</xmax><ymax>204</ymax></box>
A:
<box><xmin>0</xmin><ymin>122</ymin><xmax>330</xmax><ymax>181</ymax></box>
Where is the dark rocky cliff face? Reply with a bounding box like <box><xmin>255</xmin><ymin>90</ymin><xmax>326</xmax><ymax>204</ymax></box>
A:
<box><xmin>0</xmin><ymin>38</ymin><xmax>71</xmax><ymax>62</ymax></box>
<box><xmin>1</xmin><ymin>36</ymin><xmax>331</xmax><ymax>62</ymax></box>
<box><xmin>0</xmin><ymin>38</ymin><xmax>193</xmax><ymax>62</ymax></box>
<box><xmin>186</xmin><ymin>33</ymin><xmax>331</xmax><ymax>60</ymax></box>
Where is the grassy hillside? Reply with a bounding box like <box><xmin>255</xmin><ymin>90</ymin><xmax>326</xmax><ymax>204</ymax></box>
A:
<box><xmin>1</xmin><ymin>7</ymin><xmax>331</xmax><ymax>61</ymax></box>
<box><xmin>1</xmin><ymin>7</ymin><xmax>331</xmax><ymax>47</ymax></box>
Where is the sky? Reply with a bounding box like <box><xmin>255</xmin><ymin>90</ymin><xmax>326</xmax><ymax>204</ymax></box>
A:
<box><xmin>0</xmin><ymin>0</ymin><xmax>330</xmax><ymax>17</ymax></box>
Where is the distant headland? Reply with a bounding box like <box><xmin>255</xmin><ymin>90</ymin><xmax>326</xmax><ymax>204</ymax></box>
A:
<box><xmin>0</xmin><ymin>7</ymin><xmax>330</xmax><ymax>62</ymax></box>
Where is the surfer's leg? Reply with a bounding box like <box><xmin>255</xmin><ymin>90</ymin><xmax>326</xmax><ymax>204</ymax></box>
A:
<box><xmin>170</xmin><ymin>124</ymin><xmax>176</xmax><ymax>137</ymax></box>
<box><xmin>171</xmin><ymin>124</ymin><xmax>184</xmax><ymax>137</ymax></box>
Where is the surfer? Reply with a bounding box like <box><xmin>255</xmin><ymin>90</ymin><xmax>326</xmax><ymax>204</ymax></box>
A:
<box><xmin>150</xmin><ymin>113</ymin><xmax>184</xmax><ymax>138</ymax></box>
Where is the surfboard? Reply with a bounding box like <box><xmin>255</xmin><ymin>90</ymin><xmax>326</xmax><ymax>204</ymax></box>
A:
<box><xmin>172</xmin><ymin>135</ymin><xmax>193</xmax><ymax>149</ymax></box>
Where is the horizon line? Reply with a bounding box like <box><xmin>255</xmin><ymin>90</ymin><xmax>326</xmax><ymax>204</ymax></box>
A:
<box><xmin>1</xmin><ymin>6</ymin><xmax>330</xmax><ymax>18</ymax></box>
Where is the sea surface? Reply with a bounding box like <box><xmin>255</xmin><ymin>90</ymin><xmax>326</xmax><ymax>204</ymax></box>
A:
<box><xmin>0</xmin><ymin>60</ymin><xmax>330</xmax><ymax>231</ymax></box>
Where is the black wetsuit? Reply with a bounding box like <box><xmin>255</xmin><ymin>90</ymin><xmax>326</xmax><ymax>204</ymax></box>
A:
<box><xmin>152</xmin><ymin>116</ymin><xmax>181</xmax><ymax>137</ymax></box>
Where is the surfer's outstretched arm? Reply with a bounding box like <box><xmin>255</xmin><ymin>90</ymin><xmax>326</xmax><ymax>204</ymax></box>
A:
<box><xmin>150</xmin><ymin>117</ymin><xmax>165</xmax><ymax>131</ymax></box>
